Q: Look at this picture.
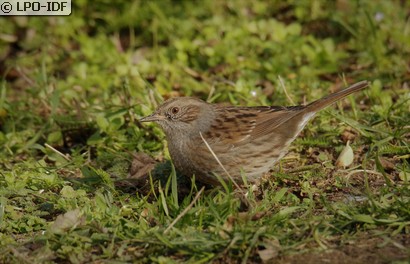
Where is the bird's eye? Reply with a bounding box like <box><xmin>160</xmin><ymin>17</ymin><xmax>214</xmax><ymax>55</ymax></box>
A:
<box><xmin>171</xmin><ymin>107</ymin><xmax>179</xmax><ymax>115</ymax></box>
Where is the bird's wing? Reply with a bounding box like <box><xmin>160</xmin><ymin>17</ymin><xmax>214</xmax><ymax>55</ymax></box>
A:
<box><xmin>204</xmin><ymin>105</ymin><xmax>305</xmax><ymax>146</ymax></box>
<box><xmin>250</xmin><ymin>105</ymin><xmax>306</xmax><ymax>139</ymax></box>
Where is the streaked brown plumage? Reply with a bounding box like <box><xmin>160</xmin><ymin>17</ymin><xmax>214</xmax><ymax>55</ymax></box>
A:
<box><xmin>140</xmin><ymin>81</ymin><xmax>369</xmax><ymax>186</ymax></box>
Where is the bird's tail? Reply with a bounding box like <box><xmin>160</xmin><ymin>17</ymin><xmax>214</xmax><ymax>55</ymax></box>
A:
<box><xmin>305</xmin><ymin>81</ymin><xmax>369</xmax><ymax>113</ymax></box>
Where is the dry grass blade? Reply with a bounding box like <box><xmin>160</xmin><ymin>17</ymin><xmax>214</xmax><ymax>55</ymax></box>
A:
<box><xmin>164</xmin><ymin>186</ymin><xmax>205</xmax><ymax>234</ymax></box>
<box><xmin>278</xmin><ymin>75</ymin><xmax>295</xmax><ymax>105</ymax></box>
<box><xmin>199</xmin><ymin>132</ymin><xmax>245</xmax><ymax>192</ymax></box>
<box><xmin>45</xmin><ymin>143</ymin><xmax>71</xmax><ymax>161</ymax></box>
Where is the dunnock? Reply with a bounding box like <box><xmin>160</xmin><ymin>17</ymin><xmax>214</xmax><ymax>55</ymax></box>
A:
<box><xmin>141</xmin><ymin>81</ymin><xmax>368</xmax><ymax>186</ymax></box>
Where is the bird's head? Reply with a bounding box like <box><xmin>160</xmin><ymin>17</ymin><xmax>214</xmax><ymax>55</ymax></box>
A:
<box><xmin>140</xmin><ymin>97</ymin><xmax>214</xmax><ymax>138</ymax></box>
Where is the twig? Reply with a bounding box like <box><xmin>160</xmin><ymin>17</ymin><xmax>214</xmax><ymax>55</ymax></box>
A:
<box><xmin>199</xmin><ymin>132</ymin><xmax>244</xmax><ymax>192</ymax></box>
<box><xmin>16</xmin><ymin>66</ymin><xmax>36</xmax><ymax>87</ymax></box>
<box><xmin>44</xmin><ymin>143</ymin><xmax>71</xmax><ymax>161</ymax></box>
<box><xmin>164</xmin><ymin>186</ymin><xmax>205</xmax><ymax>234</ymax></box>
<box><xmin>343</xmin><ymin>169</ymin><xmax>382</xmax><ymax>180</ymax></box>
<box><xmin>278</xmin><ymin>75</ymin><xmax>295</xmax><ymax>105</ymax></box>
<box><xmin>148</xmin><ymin>89</ymin><xmax>158</xmax><ymax>108</ymax></box>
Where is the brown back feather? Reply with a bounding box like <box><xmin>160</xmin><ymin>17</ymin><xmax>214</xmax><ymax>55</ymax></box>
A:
<box><xmin>208</xmin><ymin>81</ymin><xmax>368</xmax><ymax>145</ymax></box>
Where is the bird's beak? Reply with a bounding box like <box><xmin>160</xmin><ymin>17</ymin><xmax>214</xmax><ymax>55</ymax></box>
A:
<box><xmin>140</xmin><ymin>113</ymin><xmax>165</xmax><ymax>122</ymax></box>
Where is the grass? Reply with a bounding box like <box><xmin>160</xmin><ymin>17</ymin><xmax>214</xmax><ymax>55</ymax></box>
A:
<box><xmin>0</xmin><ymin>0</ymin><xmax>409</xmax><ymax>263</ymax></box>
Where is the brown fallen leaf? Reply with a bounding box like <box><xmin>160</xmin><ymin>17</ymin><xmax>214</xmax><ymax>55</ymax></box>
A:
<box><xmin>128</xmin><ymin>152</ymin><xmax>158</xmax><ymax>181</ymax></box>
<box><xmin>379</xmin><ymin>157</ymin><xmax>396</xmax><ymax>172</ymax></box>
<box><xmin>341</xmin><ymin>128</ymin><xmax>357</xmax><ymax>142</ymax></box>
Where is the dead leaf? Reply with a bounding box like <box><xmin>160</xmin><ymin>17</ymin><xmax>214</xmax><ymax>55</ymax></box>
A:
<box><xmin>128</xmin><ymin>152</ymin><xmax>157</xmax><ymax>181</ymax></box>
<box><xmin>50</xmin><ymin>209</ymin><xmax>85</xmax><ymax>234</ymax></box>
<box><xmin>341</xmin><ymin>128</ymin><xmax>357</xmax><ymax>142</ymax></box>
<box><xmin>258</xmin><ymin>238</ymin><xmax>281</xmax><ymax>263</ymax></box>
<box><xmin>336</xmin><ymin>140</ymin><xmax>354</xmax><ymax>168</ymax></box>
<box><xmin>379</xmin><ymin>158</ymin><xmax>395</xmax><ymax>172</ymax></box>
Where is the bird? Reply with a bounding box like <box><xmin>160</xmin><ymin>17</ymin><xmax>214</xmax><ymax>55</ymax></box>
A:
<box><xmin>140</xmin><ymin>81</ymin><xmax>369</xmax><ymax>186</ymax></box>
